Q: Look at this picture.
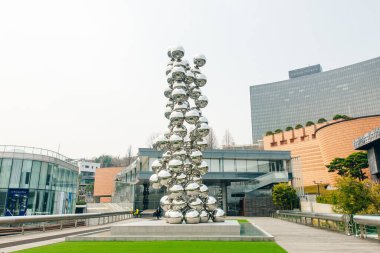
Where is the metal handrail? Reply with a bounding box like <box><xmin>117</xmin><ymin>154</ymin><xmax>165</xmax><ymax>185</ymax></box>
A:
<box><xmin>0</xmin><ymin>211</ymin><xmax>132</xmax><ymax>225</ymax></box>
<box><xmin>353</xmin><ymin>215</ymin><xmax>380</xmax><ymax>226</ymax></box>
<box><xmin>0</xmin><ymin>145</ymin><xmax>77</xmax><ymax>166</ymax></box>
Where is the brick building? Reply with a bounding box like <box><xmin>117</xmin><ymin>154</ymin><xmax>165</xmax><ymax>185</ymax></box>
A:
<box><xmin>93</xmin><ymin>167</ymin><xmax>123</xmax><ymax>203</ymax></box>
<box><xmin>263</xmin><ymin>115</ymin><xmax>380</xmax><ymax>187</ymax></box>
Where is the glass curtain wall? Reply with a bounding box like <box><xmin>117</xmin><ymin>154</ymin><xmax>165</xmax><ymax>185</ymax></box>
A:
<box><xmin>0</xmin><ymin>158</ymin><xmax>78</xmax><ymax>216</ymax></box>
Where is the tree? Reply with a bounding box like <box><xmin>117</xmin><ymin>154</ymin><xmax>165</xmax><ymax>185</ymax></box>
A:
<box><xmin>222</xmin><ymin>129</ymin><xmax>235</xmax><ymax>147</ymax></box>
<box><xmin>326</xmin><ymin>152</ymin><xmax>368</xmax><ymax>181</ymax></box>
<box><xmin>317</xmin><ymin>118</ymin><xmax>327</xmax><ymax>124</ymax></box>
<box><xmin>125</xmin><ymin>145</ymin><xmax>133</xmax><ymax>166</ymax></box>
<box><xmin>295</xmin><ymin>124</ymin><xmax>303</xmax><ymax>129</ymax></box>
<box><xmin>272</xmin><ymin>183</ymin><xmax>299</xmax><ymax>210</ymax></box>
<box><xmin>366</xmin><ymin>181</ymin><xmax>380</xmax><ymax>214</ymax></box>
<box><xmin>205</xmin><ymin>127</ymin><xmax>218</xmax><ymax>149</ymax></box>
<box><xmin>95</xmin><ymin>155</ymin><xmax>113</xmax><ymax>167</ymax></box>
<box><xmin>333</xmin><ymin>176</ymin><xmax>371</xmax><ymax>214</ymax></box>
<box><xmin>146</xmin><ymin>132</ymin><xmax>160</xmax><ymax>148</ymax></box>
<box><xmin>333</xmin><ymin>114</ymin><xmax>351</xmax><ymax>120</ymax></box>
<box><xmin>274</xmin><ymin>129</ymin><xmax>283</xmax><ymax>134</ymax></box>
<box><xmin>305</xmin><ymin>121</ymin><xmax>315</xmax><ymax>126</ymax></box>
<box><xmin>285</xmin><ymin>126</ymin><xmax>293</xmax><ymax>131</ymax></box>
<box><xmin>265</xmin><ymin>131</ymin><xmax>274</xmax><ymax>136</ymax></box>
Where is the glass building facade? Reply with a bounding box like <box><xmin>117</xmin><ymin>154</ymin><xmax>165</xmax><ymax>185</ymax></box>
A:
<box><xmin>0</xmin><ymin>146</ymin><xmax>78</xmax><ymax>216</ymax></box>
<box><xmin>250</xmin><ymin>57</ymin><xmax>380</xmax><ymax>143</ymax></box>
<box><xmin>114</xmin><ymin>148</ymin><xmax>291</xmax><ymax>216</ymax></box>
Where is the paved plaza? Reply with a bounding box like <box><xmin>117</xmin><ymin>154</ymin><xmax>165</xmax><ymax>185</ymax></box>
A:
<box><xmin>251</xmin><ymin>217</ymin><xmax>380</xmax><ymax>253</ymax></box>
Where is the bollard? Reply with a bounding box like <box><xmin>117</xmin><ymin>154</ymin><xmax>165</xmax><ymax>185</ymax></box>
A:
<box><xmin>75</xmin><ymin>220</ymin><xmax>78</xmax><ymax>228</ymax></box>
<box><xmin>22</xmin><ymin>224</ymin><xmax>25</xmax><ymax>235</ymax></box>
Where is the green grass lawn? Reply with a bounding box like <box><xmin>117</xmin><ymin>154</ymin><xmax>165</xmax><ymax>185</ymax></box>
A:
<box><xmin>17</xmin><ymin>241</ymin><xmax>287</xmax><ymax>253</ymax></box>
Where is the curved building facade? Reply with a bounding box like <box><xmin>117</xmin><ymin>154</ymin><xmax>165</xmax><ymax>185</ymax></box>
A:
<box><xmin>0</xmin><ymin>146</ymin><xmax>78</xmax><ymax>216</ymax></box>
<box><xmin>251</xmin><ymin>57</ymin><xmax>380</xmax><ymax>143</ymax></box>
<box><xmin>264</xmin><ymin>115</ymin><xmax>380</xmax><ymax>187</ymax></box>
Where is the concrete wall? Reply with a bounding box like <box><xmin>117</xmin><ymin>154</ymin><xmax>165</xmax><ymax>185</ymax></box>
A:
<box><xmin>300</xmin><ymin>199</ymin><xmax>333</xmax><ymax>213</ymax></box>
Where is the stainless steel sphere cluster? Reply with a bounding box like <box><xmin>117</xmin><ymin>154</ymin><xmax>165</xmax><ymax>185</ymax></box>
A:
<box><xmin>150</xmin><ymin>46</ymin><xmax>225</xmax><ymax>224</ymax></box>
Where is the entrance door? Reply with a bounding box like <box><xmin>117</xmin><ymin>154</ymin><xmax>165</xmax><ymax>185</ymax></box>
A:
<box><xmin>5</xmin><ymin>189</ymin><xmax>29</xmax><ymax>216</ymax></box>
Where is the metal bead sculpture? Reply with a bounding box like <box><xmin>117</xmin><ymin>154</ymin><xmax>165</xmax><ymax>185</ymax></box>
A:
<box><xmin>150</xmin><ymin>46</ymin><xmax>225</xmax><ymax>224</ymax></box>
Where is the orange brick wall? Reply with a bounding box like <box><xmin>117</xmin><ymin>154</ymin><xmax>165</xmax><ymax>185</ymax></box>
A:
<box><xmin>93</xmin><ymin>167</ymin><xmax>123</xmax><ymax>197</ymax></box>
<box><xmin>264</xmin><ymin>123</ymin><xmax>329</xmax><ymax>186</ymax></box>
<box><xmin>316</xmin><ymin>116</ymin><xmax>380</xmax><ymax>183</ymax></box>
<box><xmin>263</xmin><ymin>115</ymin><xmax>380</xmax><ymax>186</ymax></box>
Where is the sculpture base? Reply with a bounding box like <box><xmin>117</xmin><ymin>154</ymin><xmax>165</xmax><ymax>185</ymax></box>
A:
<box><xmin>111</xmin><ymin>219</ymin><xmax>239</xmax><ymax>236</ymax></box>
<box><xmin>66</xmin><ymin>219</ymin><xmax>274</xmax><ymax>241</ymax></box>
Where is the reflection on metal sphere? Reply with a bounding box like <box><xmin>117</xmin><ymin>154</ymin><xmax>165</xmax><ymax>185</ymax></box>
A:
<box><xmin>167</xmin><ymin>209</ymin><xmax>183</xmax><ymax>224</ymax></box>
<box><xmin>205</xmin><ymin>196</ymin><xmax>217</xmax><ymax>211</ymax></box>
<box><xmin>169</xmin><ymin>134</ymin><xmax>184</xmax><ymax>149</ymax></box>
<box><xmin>151</xmin><ymin>159</ymin><xmax>163</xmax><ymax>173</ymax></box>
<box><xmin>199</xmin><ymin>184</ymin><xmax>209</xmax><ymax>198</ymax></box>
<box><xmin>193</xmin><ymin>54</ymin><xmax>206</xmax><ymax>67</ymax></box>
<box><xmin>197</xmin><ymin>123</ymin><xmax>210</xmax><ymax>138</ymax></box>
<box><xmin>149</xmin><ymin>174</ymin><xmax>161</xmax><ymax>189</ymax></box>
<box><xmin>184</xmin><ymin>71</ymin><xmax>195</xmax><ymax>84</ymax></box>
<box><xmin>158</xmin><ymin>169</ymin><xmax>171</xmax><ymax>186</ymax></box>
<box><xmin>169</xmin><ymin>111</ymin><xmax>184</xmax><ymax>125</ymax></box>
<box><xmin>195</xmin><ymin>95</ymin><xmax>208</xmax><ymax>108</ymax></box>
<box><xmin>195</xmin><ymin>73</ymin><xmax>207</xmax><ymax>87</ymax></box>
<box><xmin>168</xmin><ymin>184</ymin><xmax>184</xmax><ymax>199</ymax></box>
<box><xmin>185</xmin><ymin>109</ymin><xmax>200</xmax><ymax>124</ymax></box>
<box><xmin>173</xmin><ymin>125</ymin><xmax>187</xmax><ymax>138</ymax></box>
<box><xmin>184</xmin><ymin>209</ymin><xmax>200</xmax><ymax>224</ymax></box>
<box><xmin>185</xmin><ymin>182</ymin><xmax>200</xmax><ymax>197</ymax></box>
<box><xmin>212</xmin><ymin>208</ymin><xmax>225</xmax><ymax>222</ymax></box>
<box><xmin>165</xmin><ymin>106</ymin><xmax>172</xmax><ymax>119</ymax></box>
<box><xmin>198</xmin><ymin>160</ymin><xmax>209</xmax><ymax>175</ymax></box>
<box><xmin>189</xmin><ymin>197</ymin><xmax>203</xmax><ymax>211</ymax></box>
<box><xmin>190</xmin><ymin>150</ymin><xmax>203</xmax><ymax>164</ymax></box>
<box><xmin>164</xmin><ymin>87</ymin><xmax>172</xmax><ymax>98</ymax></box>
<box><xmin>176</xmin><ymin>173</ymin><xmax>187</xmax><ymax>184</ymax></box>
<box><xmin>171</xmin><ymin>46</ymin><xmax>185</xmax><ymax>60</ymax></box>
<box><xmin>171</xmin><ymin>197</ymin><xmax>187</xmax><ymax>211</ymax></box>
<box><xmin>171</xmin><ymin>88</ymin><xmax>187</xmax><ymax>103</ymax></box>
<box><xmin>168</xmin><ymin>159</ymin><xmax>183</xmax><ymax>173</ymax></box>
<box><xmin>162</xmin><ymin>150</ymin><xmax>172</xmax><ymax>162</ymax></box>
<box><xmin>199</xmin><ymin>210</ymin><xmax>209</xmax><ymax>223</ymax></box>
<box><xmin>173</xmin><ymin>149</ymin><xmax>187</xmax><ymax>161</ymax></box>
<box><xmin>160</xmin><ymin>195</ymin><xmax>171</xmax><ymax>211</ymax></box>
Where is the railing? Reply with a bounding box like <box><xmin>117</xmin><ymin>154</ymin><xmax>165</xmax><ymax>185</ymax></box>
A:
<box><xmin>274</xmin><ymin>210</ymin><xmax>351</xmax><ymax>234</ymax></box>
<box><xmin>0</xmin><ymin>211</ymin><xmax>132</xmax><ymax>235</ymax></box>
<box><xmin>0</xmin><ymin>145</ymin><xmax>77</xmax><ymax>166</ymax></box>
<box><xmin>274</xmin><ymin>211</ymin><xmax>380</xmax><ymax>241</ymax></box>
<box><xmin>353</xmin><ymin>215</ymin><xmax>380</xmax><ymax>241</ymax></box>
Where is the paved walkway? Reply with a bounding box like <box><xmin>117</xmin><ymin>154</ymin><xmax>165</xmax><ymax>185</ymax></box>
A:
<box><xmin>250</xmin><ymin>217</ymin><xmax>380</xmax><ymax>253</ymax></box>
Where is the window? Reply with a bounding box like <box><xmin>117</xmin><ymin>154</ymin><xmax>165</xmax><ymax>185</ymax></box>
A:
<box><xmin>0</xmin><ymin>159</ymin><xmax>12</xmax><ymax>188</ymax></box>
<box><xmin>258</xmin><ymin>160</ymin><xmax>270</xmax><ymax>173</ymax></box>
<box><xmin>85</xmin><ymin>165</ymin><xmax>89</xmax><ymax>168</ymax></box>
<box><xmin>9</xmin><ymin>159</ymin><xmax>23</xmax><ymax>188</ymax></box>
<box><xmin>247</xmin><ymin>160</ymin><xmax>258</xmax><ymax>172</ymax></box>
<box><xmin>20</xmin><ymin>160</ymin><xmax>32</xmax><ymax>188</ymax></box>
<box><xmin>210</xmin><ymin>159</ymin><xmax>220</xmax><ymax>172</ymax></box>
<box><xmin>236</xmin><ymin>160</ymin><xmax>247</xmax><ymax>172</ymax></box>
<box><xmin>223</xmin><ymin>159</ymin><xmax>235</xmax><ymax>172</ymax></box>
<box><xmin>30</xmin><ymin>161</ymin><xmax>41</xmax><ymax>189</ymax></box>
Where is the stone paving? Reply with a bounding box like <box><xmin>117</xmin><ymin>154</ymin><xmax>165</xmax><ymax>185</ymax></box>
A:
<box><xmin>250</xmin><ymin>217</ymin><xmax>380</xmax><ymax>253</ymax></box>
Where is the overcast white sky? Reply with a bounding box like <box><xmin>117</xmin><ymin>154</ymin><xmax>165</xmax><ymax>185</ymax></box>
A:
<box><xmin>0</xmin><ymin>0</ymin><xmax>379</xmax><ymax>159</ymax></box>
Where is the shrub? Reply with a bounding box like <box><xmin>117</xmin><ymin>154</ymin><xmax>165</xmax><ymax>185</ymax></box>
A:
<box><xmin>295</xmin><ymin>124</ymin><xmax>303</xmax><ymax>129</ymax></box>
<box><xmin>317</xmin><ymin>118</ymin><xmax>327</xmax><ymax>123</ymax></box>
<box><xmin>333</xmin><ymin>114</ymin><xmax>343</xmax><ymax>120</ymax></box>
<box><xmin>265</xmin><ymin>131</ymin><xmax>274</xmax><ymax>136</ymax></box>
<box><xmin>272</xmin><ymin>183</ymin><xmax>299</xmax><ymax>210</ymax></box>
<box><xmin>305</xmin><ymin>121</ymin><xmax>315</xmax><ymax>126</ymax></box>
<box><xmin>285</xmin><ymin>126</ymin><xmax>293</xmax><ymax>131</ymax></box>
<box><xmin>316</xmin><ymin>191</ymin><xmax>338</xmax><ymax>205</ymax></box>
<box><xmin>274</xmin><ymin>129</ymin><xmax>283</xmax><ymax>134</ymax></box>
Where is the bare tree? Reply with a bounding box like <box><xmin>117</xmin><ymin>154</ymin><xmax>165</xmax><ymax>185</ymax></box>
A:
<box><xmin>146</xmin><ymin>132</ymin><xmax>160</xmax><ymax>148</ymax></box>
<box><xmin>205</xmin><ymin>127</ymin><xmax>218</xmax><ymax>149</ymax></box>
<box><xmin>222</xmin><ymin>129</ymin><xmax>235</xmax><ymax>148</ymax></box>
<box><xmin>125</xmin><ymin>145</ymin><xmax>133</xmax><ymax>166</ymax></box>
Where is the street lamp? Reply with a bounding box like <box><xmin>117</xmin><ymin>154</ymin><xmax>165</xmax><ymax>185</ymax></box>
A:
<box><xmin>313</xmin><ymin>180</ymin><xmax>323</xmax><ymax>196</ymax></box>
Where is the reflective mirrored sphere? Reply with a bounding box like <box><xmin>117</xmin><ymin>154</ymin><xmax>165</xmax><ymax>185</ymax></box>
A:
<box><xmin>212</xmin><ymin>208</ymin><xmax>225</xmax><ymax>222</ymax></box>
<box><xmin>184</xmin><ymin>209</ymin><xmax>200</xmax><ymax>224</ymax></box>
<box><xmin>167</xmin><ymin>209</ymin><xmax>183</xmax><ymax>224</ymax></box>
<box><xmin>205</xmin><ymin>196</ymin><xmax>217</xmax><ymax>211</ymax></box>
<box><xmin>171</xmin><ymin>46</ymin><xmax>185</xmax><ymax>60</ymax></box>
<box><xmin>185</xmin><ymin>182</ymin><xmax>200</xmax><ymax>197</ymax></box>
<box><xmin>189</xmin><ymin>197</ymin><xmax>203</xmax><ymax>211</ymax></box>
<box><xmin>168</xmin><ymin>184</ymin><xmax>184</xmax><ymax>199</ymax></box>
<box><xmin>160</xmin><ymin>195</ymin><xmax>171</xmax><ymax>211</ymax></box>
<box><xmin>149</xmin><ymin>173</ymin><xmax>161</xmax><ymax>189</ymax></box>
<box><xmin>199</xmin><ymin>210</ymin><xmax>209</xmax><ymax>223</ymax></box>
<box><xmin>193</xmin><ymin>54</ymin><xmax>206</xmax><ymax>67</ymax></box>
